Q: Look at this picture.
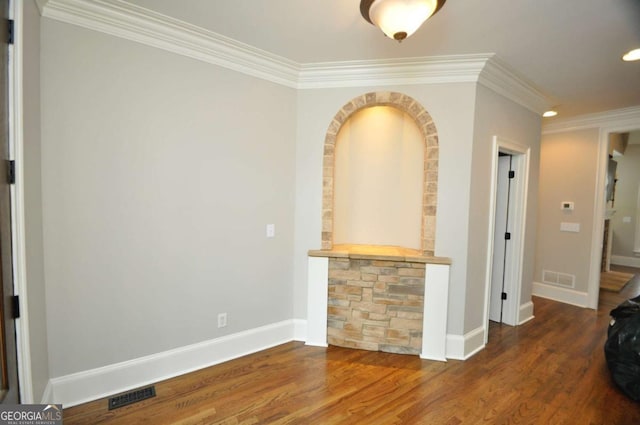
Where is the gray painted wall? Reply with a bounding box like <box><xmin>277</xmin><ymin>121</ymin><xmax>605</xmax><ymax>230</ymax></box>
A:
<box><xmin>35</xmin><ymin>9</ymin><xmax>544</xmax><ymax>385</ymax></box>
<box><xmin>40</xmin><ymin>20</ymin><xmax>297</xmax><ymax>377</ymax></box>
<box><xmin>536</xmin><ymin>129</ymin><xmax>599</xmax><ymax>293</ymax></box>
<box><xmin>468</xmin><ymin>85</ymin><xmax>541</xmax><ymax>330</ymax></box>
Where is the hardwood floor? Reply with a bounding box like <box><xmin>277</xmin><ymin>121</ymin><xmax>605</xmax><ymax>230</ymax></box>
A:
<box><xmin>64</xmin><ymin>275</ymin><xmax>640</xmax><ymax>424</ymax></box>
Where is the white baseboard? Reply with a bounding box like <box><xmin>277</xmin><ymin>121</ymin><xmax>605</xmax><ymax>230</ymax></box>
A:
<box><xmin>445</xmin><ymin>326</ymin><xmax>485</xmax><ymax>360</ymax></box>
<box><xmin>40</xmin><ymin>381</ymin><xmax>53</xmax><ymax>405</ymax></box>
<box><xmin>44</xmin><ymin>319</ymin><xmax>305</xmax><ymax>408</ymax></box>
<box><xmin>445</xmin><ymin>302</ymin><xmax>534</xmax><ymax>361</ymax></box>
<box><xmin>611</xmin><ymin>255</ymin><xmax>640</xmax><ymax>268</ymax></box>
<box><xmin>532</xmin><ymin>281</ymin><xmax>588</xmax><ymax>307</ymax></box>
<box><xmin>519</xmin><ymin>301</ymin><xmax>535</xmax><ymax>325</ymax></box>
<box><xmin>292</xmin><ymin>319</ymin><xmax>307</xmax><ymax>342</ymax></box>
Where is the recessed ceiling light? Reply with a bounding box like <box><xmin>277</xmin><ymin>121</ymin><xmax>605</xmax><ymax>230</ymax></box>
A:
<box><xmin>543</xmin><ymin>110</ymin><xmax>558</xmax><ymax>118</ymax></box>
<box><xmin>622</xmin><ymin>48</ymin><xmax>640</xmax><ymax>62</ymax></box>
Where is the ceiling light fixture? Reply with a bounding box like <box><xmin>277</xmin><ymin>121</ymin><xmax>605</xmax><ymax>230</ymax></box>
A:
<box><xmin>360</xmin><ymin>0</ymin><xmax>447</xmax><ymax>42</ymax></box>
<box><xmin>622</xmin><ymin>48</ymin><xmax>640</xmax><ymax>62</ymax></box>
<box><xmin>543</xmin><ymin>110</ymin><xmax>558</xmax><ymax>118</ymax></box>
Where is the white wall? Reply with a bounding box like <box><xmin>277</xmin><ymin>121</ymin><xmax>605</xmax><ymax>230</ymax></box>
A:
<box><xmin>40</xmin><ymin>20</ymin><xmax>297</xmax><ymax>378</ymax></box>
<box><xmin>22</xmin><ymin>0</ymin><xmax>49</xmax><ymax>402</ymax></box>
<box><xmin>468</xmin><ymin>85</ymin><xmax>541</xmax><ymax>330</ymax></box>
<box><xmin>293</xmin><ymin>84</ymin><xmax>478</xmax><ymax>337</ymax></box>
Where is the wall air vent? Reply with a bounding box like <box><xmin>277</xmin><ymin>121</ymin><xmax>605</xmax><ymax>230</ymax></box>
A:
<box><xmin>542</xmin><ymin>270</ymin><xmax>575</xmax><ymax>288</ymax></box>
<box><xmin>108</xmin><ymin>385</ymin><xmax>156</xmax><ymax>410</ymax></box>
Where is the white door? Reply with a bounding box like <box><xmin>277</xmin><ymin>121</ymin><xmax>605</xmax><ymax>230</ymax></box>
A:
<box><xmin>489</xmin><ymin>154</ymin><xmax>513</xmax><ymax>322</ymax></box>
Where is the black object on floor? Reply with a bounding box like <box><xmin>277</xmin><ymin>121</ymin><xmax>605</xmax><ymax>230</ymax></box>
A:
<box><xmin>605</xmin><ymin>295</ymin><xmax>640</xmax><ymax>402</ymax></box>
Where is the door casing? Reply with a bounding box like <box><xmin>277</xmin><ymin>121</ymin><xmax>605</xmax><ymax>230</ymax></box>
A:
<box><xmin>483</xmin><ymin>136</ymin><xmax>531</xmax><ymax>343</ymax></box>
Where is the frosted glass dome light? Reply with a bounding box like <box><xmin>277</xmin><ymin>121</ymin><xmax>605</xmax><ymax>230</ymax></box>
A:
<box><xmin>360</xmin><ymin>0</ymin><xmax>446</xmax><ymax>41</ymax></box>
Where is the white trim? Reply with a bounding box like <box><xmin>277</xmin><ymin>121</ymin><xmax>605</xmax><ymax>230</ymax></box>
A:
<box><xmin>478</xmin><ymin>57</ymin><xmax>549</xmax><ymax>115</ymax></box>
<box><xmin>445</xmin><ymin>327</ymin><xmax>485</xmax><ymax>360</ymax></box>
<box><xmin>542</xmin><ymin>106</ymin><xmax>640</xmax><ymax>134</ymax></box>
<box><xmin>38</xmin><ymin>1</ymin><xmax>549</xmax><ymax>114</ymax></box>
<box><xmin>519</xmin><ymin>301</ymin><xmax>535</xmax><ymax>325</ymax></box>
<box><xmin>44</xmin><ymin>319</ymin><xmax>301</xmax><ymax>408</ymax></box>
<box><xmin>35</xmin><ymin>0</ymin><xmax>48</xmax><ymax>15</ymax></box>
<box><xmin>306</xmin><ymin>256</ymin><xmax>329</xmax><ymax>348</ymax></box>
<box><xmin>532</xmin><ymin>282</ymin><xmax>589</xmax><ymax>308</ymax></box>
<box><xmin>587</xmin><ymin>130</ymin><xmax>608</xmax><ymax>309</ymax></box>
<box><xmin>483</xmin><ymin>137</ymin><xmax>531</xmax><ymax>344</ymax></box>
<box><xmin>611</xmin><ymin>255</ymin><xmax>640</xmax><ymax>268</ymax></box>
<box><xmin>39</xmin><ymin>0</ymin><xmax>300</xmax><ymax>88</ymax></box>
<box><xmin>420</xmin><ymin>263</ymin><xmax>450</xmax><ymax>362</ymax></box>
<box><xmin>11</xmin><ymin>0</ymin><xmax>35</xmax><ymax>404</ymax></box>
<box><xmin>503</xmin><ymin>144</ymin><xmax>530</xmax><ymax>326</ymax></box>
<box><xmin>298</xmin><ymin>54</ymin><xmax>488</xmax><ymax>89</ymax></box>
<box><xmin>483</xmin><ymin>140</ymin><xmax>500</xmax><ymax>343</ymax></box>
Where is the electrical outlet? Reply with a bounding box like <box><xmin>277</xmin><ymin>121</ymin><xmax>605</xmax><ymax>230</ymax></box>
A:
<box><xmin>217</xmin><ymin>313</ymin><xmax>227</xmax><ymax>328</ymax></box>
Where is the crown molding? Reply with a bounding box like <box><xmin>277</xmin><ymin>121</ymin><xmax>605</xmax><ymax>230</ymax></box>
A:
<box><xmin>39</xmin><ymin>0</ymin><xmax>549</xmax><ymax>115</ymax></box>
<box><xmin>542</xmin><ymin>106</ymin><xmax>640</xmax><ymax>134</ymax></box>
<box><xmin>298</xmin><ymin>54</ymin><xmax>491</xmax><ymax>89</ymax></box>
<box><xmin>297</xmin><ymin>55</ymin><xmax>550</xmax><ymax>115</ymax></box>
<box><xmin>39</xmin><ymin>0</ymin><xmax>301</xmax><ymax>88</ymax></box>
<box><xmin>478</xmin><ymin>57</ymin><xmax>550</xmax><ymax>115</ymax></box>
<box><xmin>36</xmin><ymin>0</ymin><xmax>49</xmax><ymax>15</ymax></box>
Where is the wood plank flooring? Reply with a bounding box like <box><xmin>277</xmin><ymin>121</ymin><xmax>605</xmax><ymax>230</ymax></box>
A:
<box><xmin>600</xmin><ymin>270</ymin><xmax>635</xmax><ymax>292</ymax></box>
<box><xmin>64</xmin><ymin>270</ymin><xmax>640</xmax><ymax>424</ymax></box>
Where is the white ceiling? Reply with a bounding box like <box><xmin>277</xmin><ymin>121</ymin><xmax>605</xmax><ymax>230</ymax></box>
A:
<box><xmin>122</xmin><ymin>0</ymin><xmax>639</xmax><ymax>118</ymax></box>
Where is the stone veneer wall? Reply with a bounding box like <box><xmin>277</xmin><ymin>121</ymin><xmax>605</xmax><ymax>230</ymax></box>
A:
<box><xmin>327</xmin><ymin>257</ymin><xmax>425</xmax><ymax>355</ymax></box>
<box><xmin>322</xmin><ymin>92</ymin><xmax>439</xmax><ymax>256</ymax></box>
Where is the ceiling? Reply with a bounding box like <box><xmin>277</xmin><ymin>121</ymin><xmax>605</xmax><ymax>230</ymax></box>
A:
<box><xmin>122</xmin><ymin>0</ymin><xmax>639</xmax><ymax>119</ymax></box>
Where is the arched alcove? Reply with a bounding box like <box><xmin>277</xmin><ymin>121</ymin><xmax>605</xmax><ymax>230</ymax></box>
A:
<box><xmin>322</xmin><ymin>92</ymin><xmax>439</xmax><ymax>256</ymax></box>
<box><xmin>334</xmin><ymin>105</ymin><xmax>424</xmax><ymax>249</ymax></box>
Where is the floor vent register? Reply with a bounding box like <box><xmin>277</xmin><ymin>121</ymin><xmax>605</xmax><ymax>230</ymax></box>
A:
<box><xmin>108</xmin><ymin>385</ymin><xmax>156</xmax><ymax>410</ymax></box>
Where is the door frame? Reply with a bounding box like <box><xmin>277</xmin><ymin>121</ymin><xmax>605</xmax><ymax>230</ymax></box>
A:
<box><xmin>587</xmin><ymin>117</ymin><xmax>640</xmax><ymax>309</ymax></box>
<box><xmin>483</xmin><ymin>136</ymin><xmax>531</xmax><ymax>342</ymax></box>
<box><xmin>10</xmin><ymin>0</ymin><xmax>34</xmax><ymax>403</ymax></box>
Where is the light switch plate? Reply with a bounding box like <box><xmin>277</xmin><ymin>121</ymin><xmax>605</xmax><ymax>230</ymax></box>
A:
<box><xmin>560</xmin><ymin>222</ymin><xmax>580</xmax><ymax>232</ymax></box>
<box><xmin>266</xmin><ymin>224</ymin><xmax>275</xmax><ymax>238</ymax></box>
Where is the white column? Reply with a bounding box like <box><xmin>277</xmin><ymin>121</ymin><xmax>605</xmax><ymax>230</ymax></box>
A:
<box><xmin>420</xmin><ymin>263</ymin><xmax>450</xmax><ymax>361</ymax></box>
<box><xmin>306</xmin><ymin>256</ymin><xmax>329</xmax><ymax>347</ymax></box>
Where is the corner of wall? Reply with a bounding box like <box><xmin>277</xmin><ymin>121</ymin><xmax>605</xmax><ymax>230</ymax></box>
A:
<box><xmin>445</xmin><ymin>327</ymin><xmax>485</xmax><ymax>360</ymax></box>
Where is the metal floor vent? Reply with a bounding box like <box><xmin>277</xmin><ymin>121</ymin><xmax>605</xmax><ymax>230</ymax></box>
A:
<box><xmin>108</xmin><ymin>385</ymin><xmax>156</xmax><ymax>410</ymax></box>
